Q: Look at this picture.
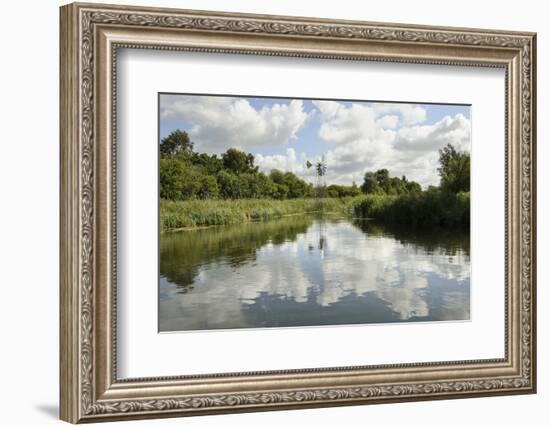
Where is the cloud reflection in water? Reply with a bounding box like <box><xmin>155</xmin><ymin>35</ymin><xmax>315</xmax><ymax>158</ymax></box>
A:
<box><xmin>159</xmin><ymin>217</ymin><xmax>470</xmax><ymax>331</ymax></box>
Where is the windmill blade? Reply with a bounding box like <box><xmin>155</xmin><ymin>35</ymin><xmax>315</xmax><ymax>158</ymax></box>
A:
<box><xmin>306</xmin><ymin>160</ymin><xmax>313</xmax><ymax>169</ymax></box>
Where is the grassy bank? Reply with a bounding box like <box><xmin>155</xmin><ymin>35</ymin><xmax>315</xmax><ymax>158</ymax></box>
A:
<box><xmin>160</xmin><ymin>197</ymin><xmax>356</xmax><ymax>232</ymax></box>
<box><xmin>160</xmin><ymin>191</ymin><xmax>470</xmax><ymax>232</ymax></box>
<box><xmin>351</xmin><ymin>191</ymin><xmax>469</xmax><ymax>228</ymax></box>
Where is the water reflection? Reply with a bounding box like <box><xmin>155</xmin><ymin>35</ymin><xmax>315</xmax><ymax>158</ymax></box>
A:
<box><xmin>159</xmin><ymin>216</ymin><xmax>470</xmax><ymax>332</ymax></box>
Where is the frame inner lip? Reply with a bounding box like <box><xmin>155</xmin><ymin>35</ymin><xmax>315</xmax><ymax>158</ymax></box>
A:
<box><xmin>109</xmin><ymin>41</ymin><xmax>511</xmax><ymax>383</ymax></box>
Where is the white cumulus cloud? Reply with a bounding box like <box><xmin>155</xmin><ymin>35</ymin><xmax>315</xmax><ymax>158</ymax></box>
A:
<box><xmin>160</xmin><ymin>95</ymin><xmax>313</xmax><ymax>153</ymax></box>
<box><xmin>255</xmin><ymin>148</ymin><xmax>310</xmax><ymax>176</ymax></box>
<box><xmin>306</xmin><ymin>102</ymin><xmax>470</xmax><ymax>187</ymax></box>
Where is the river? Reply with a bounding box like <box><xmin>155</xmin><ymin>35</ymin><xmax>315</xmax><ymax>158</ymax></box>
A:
<box><xmin>159</xmin><ymin>215</ymin><xmax>470</xmax><ymax>332</ymax></box>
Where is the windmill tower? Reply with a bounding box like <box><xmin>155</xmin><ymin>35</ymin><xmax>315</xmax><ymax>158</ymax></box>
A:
<box><xmin>315</xmin><ymin>155</ymin><xmax>327</xmax><ymax>192</ymax></box>
<box><xmin>306</xmin><ymin>155</ymin><xmax>327</xmax><ymax>203</ymax></box>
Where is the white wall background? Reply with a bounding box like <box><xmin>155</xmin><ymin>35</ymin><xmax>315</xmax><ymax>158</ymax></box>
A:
<box><xmin>0</xmin><ymin>0</ymin><xmax>545</xmax><ymax>426</ymax></box>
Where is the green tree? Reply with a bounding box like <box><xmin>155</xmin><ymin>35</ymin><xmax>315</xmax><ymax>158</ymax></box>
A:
<box><xmin>216</xmin><ymin>170</ymin><xmax>239</xmax><ymax>199</ymax></box>
<box><xmin>235</xmin><ymin>174</ymin><xmax>254</xmax><ymax>198</ymax></box>
<box><xmin>406</xmin><ymin>181</ymin><xmax>422</xmax><ymax>194</ymax></box>
<box><xmin>197</xmin><ymin>174</ymin><xmax>219</xmax><ymax>199</ymax></box>
<box><xmin>273</xmin><ymin>183</ymin><xmax>289</xmax><ymax>200</ymax></box>
<box><xmin>327</xmin><ymin>184</ymin><xmax>352</xmax><ymax>197</ymax></box>
<box><xmin>266</xmin><ymin>170</ymin><xmax>311</xmax><ymax>199</ymax></box>
<box><xmin>191</xmin><ymin>152</ymin><xmax>223</xmax><ymax>175</ymax></box>
<box><xmin>361</xmin><ymin>171</ymin><xmax>382</xmax><ymax>194</ymax></box>
<box><xmin>385</xmin><ymin>176</ymin><xmax>407</xmax><ymax>195</ymax></box>
<box><xmin>327</xmin><ymin>185</ymin><xmax>340</xmax><ymax>198</ymax></box>
<box><xmin>375</xmin><ymin>169</ymin><xmax>390</xmax><ymax>191</ymax></box>
<box><xmin>438</xmin><ymin>144</ymin><xmax>470</xmax><ymax>193</ymax></box>
<box><xmin>269</xmin><ymin>170</ymin><xmax>290</xmax><ymax>199</ymax></box>
<box><xmin>222</xmin><ymin>148</ymin><xmax>258</xmax><ymax>174</ymax></box>
<box><xmin>256</xmin><ymin>172</ymin><xmax>277</xmax><ymax>198</ymax></box>
<box><xmin>160</xmin><ymin>130</ymin><xmax>194</xmax><ymax>159</ymax></box>
<box><xmin>159</xmin><ymin>159</ymin><xmax>203</xmax><ymax>200</ymax></box>
<box><xmin>283</xmin><ymin>172</ymin><xmax>309</xmax><ymax>198</ymax></box>
<box><xmin>269</xmin><ymin>169</ymin><xmax>285</xmax><ymax>185</ymax></box>
<box><xmin>160</xmin><ymin>159</ymin><xmax>186</xmax><ymax>200</ymax></box>
<box><xmin>362</xmin><ymin>170</ymin><xmax>422</xmax><ymax>195</ymax></box>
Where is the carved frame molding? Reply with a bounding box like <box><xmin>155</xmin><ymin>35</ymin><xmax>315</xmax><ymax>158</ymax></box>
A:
<box><xmin>60</xmin><ymin>2</ymin><xmax>536</xmax><ymax>423</ymax></box>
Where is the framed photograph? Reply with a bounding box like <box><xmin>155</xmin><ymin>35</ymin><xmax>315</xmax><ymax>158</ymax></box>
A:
<box><xmin>60</xmin><ymin>2</ymin><xmax>537</xmax><ymax>423</ymax></box>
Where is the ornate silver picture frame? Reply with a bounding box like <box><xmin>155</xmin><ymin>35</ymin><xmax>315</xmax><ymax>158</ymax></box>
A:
<box><xmin>60</xmin><ymin>2</ymin><xmax>536</xmax><ymax>423</ymax></box>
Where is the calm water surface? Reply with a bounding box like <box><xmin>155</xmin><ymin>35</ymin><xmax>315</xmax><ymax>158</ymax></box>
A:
<box><xmin>159</xmin><ymin>216</ymin><xmax>470</xmax><ymax>332</ymax></box>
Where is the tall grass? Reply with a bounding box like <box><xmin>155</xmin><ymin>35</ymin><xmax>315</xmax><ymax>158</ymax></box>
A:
<box><xmin>160</xmin><ymin>197</ymin><xmax>356</xmax><ymax>232</ymax></box>
<box><xmin>160</xmin><ymin>191</ymin><xmax>470</xmax><ymax>232</ymax></box>
<box><xmin>352</xmin><ymin>191</ymin><xmax>469</xmax><ymax>228</ymax></box>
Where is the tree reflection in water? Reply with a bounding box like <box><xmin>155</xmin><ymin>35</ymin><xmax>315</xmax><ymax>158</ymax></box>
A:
<box><xmin>159</xmin><ymin>215</ymin><xmax>470</xmax><ymax>331</ymax></box>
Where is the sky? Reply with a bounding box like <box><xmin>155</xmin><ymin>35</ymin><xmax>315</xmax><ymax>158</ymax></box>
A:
<box><xmin>159</xmin><ymin>93</ymin><xmax>471</xmax><ymax>188</ymax></box>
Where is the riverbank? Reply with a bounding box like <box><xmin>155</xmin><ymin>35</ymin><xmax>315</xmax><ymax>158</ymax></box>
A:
<box><xmin>160</xmin><ymin>191</ymin><xmax>470</xmax><ymax>232</ymax></box>
<box><xmin>160</xmin><ymin>197</ymin><xmax>357</xmax><ymax>232</ymax></box>
<box><xmin>353</xmin><ymin>191</ymin><xmax>470</xmax><ymax>229</ymax></box>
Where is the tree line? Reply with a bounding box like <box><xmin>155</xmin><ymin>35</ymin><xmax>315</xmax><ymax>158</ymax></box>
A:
<box><xmin>360</xmin><ymin>144</ymin><xmax>470</xmax><ymax>196</ymax></box>
<box><xmin>160</xmin><ymin>130</ymin><xmax>317</xmax><ymax>200</ymax></box>
<box><xmin>160</xmin><ymin>129</ymin><xmax>469</xmax><ymax>201</ymax></box>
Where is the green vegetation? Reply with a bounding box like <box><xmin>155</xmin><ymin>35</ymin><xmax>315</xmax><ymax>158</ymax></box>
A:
<box><xmin>326</xmin><ymin>183</ymin><xmax>362</xmax><ymax>198</ymax></box>
<box><xmin>160</xmin><ymin>197</ymin><xmax>357</xmax><ymax>232</ymax></box>
<box><xmin>353</xmin><ymin>144</ymin><xmax>471</xmax><ymax>228</ymax></box>
<box><xmin>353</xmin><ymin>219</ymin><xmax>470</xmax><ymax>257</ymax></box>
<box><xmin>438</xmin><ymin>143</ymin><xmax>470</xmax><ymax>194</ymax></box>
<box><xmin>159</xmin><ymin>130</ymin><xmax>359</xmax><ymax>201</ymax></box>
<box><xmin>161</xmin><ymin>191</ymin><xmax>469</xmax><ymax>232</ymax></box>
<box><xmin>352</xmin><ymin>190</ymin><xmax>469</xmax><ymax>228</ymax></box>
<box><xmin>361</xmin><ymin>169</ymin><xmax>421</xmax><ymax>195</ymax></box>
<box><xmin>159</xmin><ymin>130</ymin><xmax>471</xmax><ymax>231</ymax></box>
<box><xmin>161</xmin><ymin>215</ymin><xmax>313</xmax><ymax>288</ymax></box>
